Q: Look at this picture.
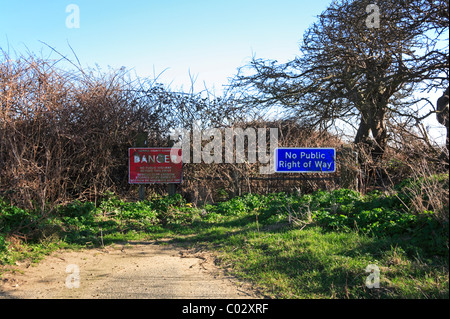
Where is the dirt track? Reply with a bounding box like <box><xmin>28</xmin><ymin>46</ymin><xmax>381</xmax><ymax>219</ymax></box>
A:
<box><xmin>0</xmin><ymin>241</ymin><xmax>259</xmax><ymax>299</ymax></box>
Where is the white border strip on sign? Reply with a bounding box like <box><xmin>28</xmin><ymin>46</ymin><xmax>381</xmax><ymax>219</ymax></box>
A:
<box><xmin>273</xmin><ymin>147</ymin><xmax>336</xmax><ymax>173</ymax></box>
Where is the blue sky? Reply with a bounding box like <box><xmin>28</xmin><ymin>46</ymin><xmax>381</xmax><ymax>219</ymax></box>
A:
<box><xmin>0</xmin><ymin>0</ymin><xmax>447</xmax><ymax>143</ymax></box>
<box><xmin>0</xmin><ymin>0</ymin><xmax>332</xmax><ymax>92</ymax></box>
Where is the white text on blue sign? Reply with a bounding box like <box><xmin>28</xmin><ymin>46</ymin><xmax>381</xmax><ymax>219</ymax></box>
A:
<box><xmin>275</xmin><ymin>148</ymin><xmax>336</xmax><ymax>173</ymax></box>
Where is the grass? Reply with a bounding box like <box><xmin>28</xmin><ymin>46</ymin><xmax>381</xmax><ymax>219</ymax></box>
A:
<box><xmin>170</xmin><ymin>217</ymin><xmax>448</xmax><ymax>299</ymax></box>
<box><xmin>0</xmin><ymin>182</ymin><xmax>448</xmax><ymax>299</ymax></box>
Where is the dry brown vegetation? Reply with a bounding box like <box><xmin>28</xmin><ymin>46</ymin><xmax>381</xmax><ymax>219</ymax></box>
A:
<box><xmin>0</xmin><ymin>52</ymin><xmax>171</xmax><ymax>210</ymax></box>
<box><xmin>0</xmin><ymin>51</ymin><xmax>448</xmax><ymax>217</ymax></box>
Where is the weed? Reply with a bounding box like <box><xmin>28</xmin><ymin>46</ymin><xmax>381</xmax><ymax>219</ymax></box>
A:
<box><xmin>0</xmin><ymin>187</ymin><xmax>448</xmax><ymax>298</ymax></box>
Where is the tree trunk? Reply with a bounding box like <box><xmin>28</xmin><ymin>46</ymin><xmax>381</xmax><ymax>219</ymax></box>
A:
<box><xmin>354</xmin><ymin>106</ymin><xmax>387</xmax><ymax>162</ymax></box>
<box><xmin>354</xmin><ymin>110</ymin><xmax>371</xmax><ymax>145</ymax></box>
<box><xmin>369</xmin><ymin>107</ymin><xmax>387</xmax><ymax>162</ymax></box>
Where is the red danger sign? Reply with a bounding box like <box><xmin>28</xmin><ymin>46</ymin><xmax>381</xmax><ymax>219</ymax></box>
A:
<box><xmin>128</xmin><ymin>148</ymin><xmax>182</xmax><ymax>184</ymax></box>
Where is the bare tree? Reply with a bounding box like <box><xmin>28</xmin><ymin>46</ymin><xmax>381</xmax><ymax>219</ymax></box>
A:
<box><xmin>230</xmin><ymin>0</ymin><xmax>449</xmax><ymax>161</ymax></box>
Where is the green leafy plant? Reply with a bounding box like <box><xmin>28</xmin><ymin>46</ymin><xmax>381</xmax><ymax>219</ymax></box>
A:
<box><xmin>0</xmin><ymin>234</ymin><xmax>7</xmax><ymax>252</ymax></box>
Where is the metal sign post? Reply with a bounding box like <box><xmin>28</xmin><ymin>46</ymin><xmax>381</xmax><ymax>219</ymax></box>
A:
<box><xmin>274</xmin><ymin>147</ymin><xmax>336</xmax><ymax>224</ymax></box>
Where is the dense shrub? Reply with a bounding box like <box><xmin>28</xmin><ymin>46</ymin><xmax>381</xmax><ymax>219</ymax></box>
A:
<box><xmin>199</xmin><ymin>186</ymin><xmax>448</xmax><ymax>258</ymax></box>
<box><xmin>0</xmin><ymin>198</ymin><xmax>41</xmax><ymax>235</ymax></box>
<box><xmin>0</xmin><ymin>53</ymin><xmax>176</xmax><ymax>212</ymax></box>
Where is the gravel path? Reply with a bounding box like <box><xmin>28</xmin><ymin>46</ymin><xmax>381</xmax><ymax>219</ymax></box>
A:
<box><xmin>0</xmin><ymin>241</ymin><xmax>259</xmax><ymax>299</ymax></box>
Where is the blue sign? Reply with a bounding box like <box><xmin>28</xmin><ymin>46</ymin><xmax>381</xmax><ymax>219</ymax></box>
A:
<box><xmin>275</xmin><ymin>148</ymin><xmax>336</xmax><ymax>173</ymax></box>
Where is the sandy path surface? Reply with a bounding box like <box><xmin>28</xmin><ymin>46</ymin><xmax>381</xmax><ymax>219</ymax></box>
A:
<box><xmin>0</xmin><ymin>241</ymin><xmax>259</xmax><ymax>299</ymax></box>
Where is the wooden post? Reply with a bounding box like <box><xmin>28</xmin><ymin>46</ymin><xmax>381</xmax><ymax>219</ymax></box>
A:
<box><xmin>139</xmin><ymin>184</ymin><xmax>145</xmax><ymax>201</ymax></box>
<box><xmin>168</xmin><ymin>184</ymin><xmax>176</xmax><ymax>196</ymax></box>
<box><xmin>231</xmin><ymin>169</ymin><xmax>241</xmax><ymax>197</ymax></box>
<box><xmin>135</xmin><ymin>131</ymin><xmax>148</xmax><ymax>201</ymax></box>
<box><xmin>167</xmin><ymin>138</ymin><xmax>178</xmax><ymax>197</ymax></box>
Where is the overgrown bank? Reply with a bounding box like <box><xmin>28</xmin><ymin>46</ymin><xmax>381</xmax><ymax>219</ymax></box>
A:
<box><xmin>1</xmin><ymin>175</ymin><xmax>448</xmax><ymax>298</ymax></box>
